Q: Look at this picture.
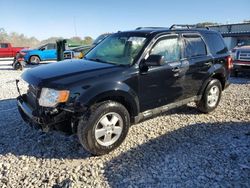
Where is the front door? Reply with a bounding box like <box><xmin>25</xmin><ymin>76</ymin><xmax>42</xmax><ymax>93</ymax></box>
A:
<box><xmin>41</xmin><ymin>43</ymin><xmax>57</xmax><ymax>60</ymax></box>
<box><xmin>138</xmin><ymin>35</ymin><xmax>186</xmax><ymax>112</ymax></box>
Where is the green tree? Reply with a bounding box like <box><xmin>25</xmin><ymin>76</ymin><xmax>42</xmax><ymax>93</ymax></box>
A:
<box><xmin>0</xmin><ymin>29</ymin><xmax>94</xmax><ymax>48</ymax></box>
<box><xmin>40</xmin><ymin>37</ymin><xmax>63</xmax><ymax>45</ymax></box>
<box><xmin>82</xmin><ymin>36</ymin><xmax>93</xmax><ymax>45</ymax></box>
<box><xmin>0</xmin><ymin>28</ymin><xmax>8</xmax><ymax>42</ymax></box>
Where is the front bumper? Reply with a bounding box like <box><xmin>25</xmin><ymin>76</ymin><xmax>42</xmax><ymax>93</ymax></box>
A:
<box><xmin>233</xmin><ymin>61</ymin><xmax>250</xmax><ymax>72</ymax></box>
<box><xmin>17</xmin><ymin>94</ymin><xmax>73</xmax><ymax>131</ymax></box>
<box><xmin>17</xmin><ymin>94</ymin><xmax>56</xmax><ymax>130</ymax></box>
<box><xmin>233</xmin><ymin>64</ymin><xmax>250</xmax><ymax>72</ymax></box>
<box><xmin>17</xmin><ymin>95</ymin><xmax>44</xmax><ymax>128</ymax></box>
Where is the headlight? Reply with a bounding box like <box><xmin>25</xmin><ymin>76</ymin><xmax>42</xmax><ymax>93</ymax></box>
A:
<box><xmin>38</xmin><ymin>88</ymin><xmax>70</xmax><ymax>107</ymax></box>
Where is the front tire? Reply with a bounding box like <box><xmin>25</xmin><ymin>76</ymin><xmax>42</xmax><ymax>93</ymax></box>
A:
<box><xmin>77</xmin><ymin>101</ymin><xmax>130</xmax><ymax>155</ymax></box>
<box><xmin>29</xmin><ymin>55</ymin><xmax>40</xmax><ymax>64</ymax></box>
<box><xmin>197</xmin><ymin>79</ymin><xmax>222</xmax><ymax>113</ymax></box>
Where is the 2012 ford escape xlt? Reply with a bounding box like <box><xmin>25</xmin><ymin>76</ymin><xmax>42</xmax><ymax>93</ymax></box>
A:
<box><xmin>17</xmin><ymin>25</ymin><xmax>232</xmax><ymax>155</ymax></box>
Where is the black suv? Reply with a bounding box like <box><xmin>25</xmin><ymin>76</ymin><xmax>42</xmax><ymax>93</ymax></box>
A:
<box><xmin>17</xmin><ymin>25</ymin><xmax>232</xmax><ymax>155</ymax></box>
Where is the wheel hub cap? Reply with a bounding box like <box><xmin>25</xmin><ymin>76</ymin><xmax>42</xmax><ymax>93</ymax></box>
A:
<box><xmin>94</xmin><ymin>112</ymin><xmax>123</xmax><ymax>147</ymax></box>
<box><xmin>207</xmin><ymin>85</ymin><xmax>219</xmax><ymax>107</ymax></box>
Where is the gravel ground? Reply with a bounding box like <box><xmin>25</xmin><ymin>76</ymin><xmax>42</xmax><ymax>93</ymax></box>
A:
<box><xmin>0</xmin><ymin>60</ymin><xmax>249</xmax><ymax>188</ymax></box>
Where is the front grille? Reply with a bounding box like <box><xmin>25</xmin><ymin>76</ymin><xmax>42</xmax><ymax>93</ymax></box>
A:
<box><xmin>26</xmin><ymin>85</ymin><xmax>39</xmax><ymax>109</ymax></box>
<box><xmin>238</xmin><ymin>50</ymin><xmax>250</xmax><ymax>61</ymax></box>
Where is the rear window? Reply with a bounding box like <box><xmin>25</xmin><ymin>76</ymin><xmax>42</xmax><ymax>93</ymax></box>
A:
<box><xmin>183</xmin><ymin>35</ymin><xmax>207</xmax><ymax>58</ymax></box>
<box><xmin>204</xmin><ymin>33</ymin><xmax>228</xmax><ymax>55</ymax></box>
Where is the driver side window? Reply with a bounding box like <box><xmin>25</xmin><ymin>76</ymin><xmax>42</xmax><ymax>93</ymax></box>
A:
<box><xmin>0</xmin><ymin>43</ymin><xmax>8</xmax><ymax>48</ymax></box>
<box><xmin>40</xmin><ymin>45</ymin><xmax>48</xmax><ymax>51</ymax></box>
<box><xmin>150</xmin><ymin>37</ymin><xmax>181</xmax><ymax>63</ymax></box>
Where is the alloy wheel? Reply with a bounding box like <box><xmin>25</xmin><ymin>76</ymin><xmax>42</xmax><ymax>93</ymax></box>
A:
<box><xmin>207</xmin><ymin>85</ymin><xmax>219</xmax><ymax>107</ymax></box>
<box><xmin>94</xmin><ymin>112</ymin><xmax>123</xmax><ymax>147</ymax></box>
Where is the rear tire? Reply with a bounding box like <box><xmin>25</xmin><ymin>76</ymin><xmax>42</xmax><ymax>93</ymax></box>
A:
<box><xmin>77</xmin><ymin>101</ymin><xmax>130</xmax><ymax>155</ymax></box>
<box><xmin>197</xmin><ymin>79</ymin><xmax>222</xmax><ymax>113</ymax></box>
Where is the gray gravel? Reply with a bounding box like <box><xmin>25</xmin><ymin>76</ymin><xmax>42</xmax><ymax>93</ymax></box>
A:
<box><xmin>0</xmin><ymin>60</ymin><xmax>249</xmax><ymax>188</ymax></box>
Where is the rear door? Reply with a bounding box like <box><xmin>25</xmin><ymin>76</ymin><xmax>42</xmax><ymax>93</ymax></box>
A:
<box><xmin>203</xmin><ymin>32</ymin><xmax>229</xmax><ymax>69</ymax></box>
<box><xmin>181</xmin><ymin>33</ymin><xmax>212</xmax><ymax>98</ymax></box>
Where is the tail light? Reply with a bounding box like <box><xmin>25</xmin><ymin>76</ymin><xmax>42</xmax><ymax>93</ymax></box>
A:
<box><xmin>227</xmin><ymin>56</ymin><xmax>233</xmax><ymax>69</ymax></box>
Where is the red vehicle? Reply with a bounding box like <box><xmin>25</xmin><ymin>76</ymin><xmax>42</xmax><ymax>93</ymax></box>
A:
<box><xmin>231</xmin><ymin>45</ymin><xmax>250</xmax><ymax>76</ymax></box>
<box><xmin>0</xmin><ymin>43</ymin><xmax>27</xmax><ymax>58</ymax></box>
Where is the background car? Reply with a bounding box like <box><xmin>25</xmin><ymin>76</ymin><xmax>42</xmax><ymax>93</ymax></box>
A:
<box><xmin>63</xmin><ymin>34</ymin><xmax>111</xmax><ymax>60</ymax></box>
<box><xmin>231</xmin><ymin>45</ymin><xmax>250</xmax><ymax>76</ymax></box>
<box><xmin>0</xmin><ymin>43</ymin><xmax>27</xmax><ymax>58</ymax></box>
<box><xmin>21</xmin><ymin>43</ymin><xmax>57</xmax><ymax>64</ymax></box>
<box><xmin>63</xmin><ymin>45</ymin><xmax>91</xmax><ymax>59</ymax></box>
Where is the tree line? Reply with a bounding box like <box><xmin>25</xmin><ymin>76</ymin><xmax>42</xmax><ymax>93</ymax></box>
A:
<box><xmin>0</xmin><ymin>28</ymin><xmax>93</xmax><ymax>48</ymax></box>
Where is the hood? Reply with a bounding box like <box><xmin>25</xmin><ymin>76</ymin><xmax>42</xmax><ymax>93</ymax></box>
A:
<box><xmin>21</xmin><ymin>59</ymin><xmax>125</xmax><ymax>88</ymax></box>
<box><xmin>21</xmin><ymin>48</ymin><xmax>38</xmax><ymax>53</ymax></box>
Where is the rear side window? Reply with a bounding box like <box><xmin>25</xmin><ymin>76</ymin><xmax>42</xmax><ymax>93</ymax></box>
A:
<box><xmin>47</xmin><ymin>43</ymin><xmax>56</xmax><ymax>49</ymax></box>
<box><xmin>183</xmin><ymin>35</ymin><xmax>207</xmax><ymax>58</ymax></box>
<box><xmin>0</xmin><ymin>43</ymin><xmax>8</xmax><ymax>48</ymax></box>
<box><xmin>204</xmin><ymin>33</ymin><xmax>228</xmax><ymax>55</ymax></box>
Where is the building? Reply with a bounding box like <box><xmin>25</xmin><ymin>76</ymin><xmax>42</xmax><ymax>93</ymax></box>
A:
<box><xmin>209</xmin><ymin>23</ymin><xmax>250</xmax><ymax>50</ymax></box>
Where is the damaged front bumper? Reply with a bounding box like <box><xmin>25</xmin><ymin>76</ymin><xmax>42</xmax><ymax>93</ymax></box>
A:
<box><xmin>17</xmin><ymin>94</ymin><xmax>69</xmax><ymax>131</ymax></box>
<box><xmin>17</xmin><ymin>86</ymin><xmax>74</xmax><ymax>133</ymax></box>
<box><xmin>16</xmin><ymin>79</ymin><xmax>85</xmax><ymax>133</ymax></box>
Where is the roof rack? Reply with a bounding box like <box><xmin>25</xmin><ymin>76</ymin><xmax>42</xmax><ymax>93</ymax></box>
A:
<box><xmin>135</xmin><ymin>27</ymin><xmax>168</xmax><ymax>30</ymax></box>
<box><xmin>169</xmin><ymin>24</ymin><xmax>210</xmax><ymax>30</ymax></box>
<box><xmin>169</xmin><ymin>24</ymin><xmax>196</xmax><ymax>30</ymax></box>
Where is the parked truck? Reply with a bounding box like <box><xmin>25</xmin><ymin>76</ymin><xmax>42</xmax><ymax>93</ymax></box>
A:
<box><xmin>231</xmin><ymin>45</ymin><xmax>250</xmax><ymax>76</ymax></box>
<box><xmin>0</xmin><ymin>43</ymin><xmax>27</xmax><ymax>58</ymax></box>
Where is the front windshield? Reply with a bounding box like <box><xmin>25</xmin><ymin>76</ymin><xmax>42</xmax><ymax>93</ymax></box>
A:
<box><xmin>85</xmin><ymin>34</ymin><xmax>147</xmax><ymax>65</ymax></box>
<box><xmin>93</xmin><ymin>34</ymin><xmax>110</xmax><ymax>45</ymax></box>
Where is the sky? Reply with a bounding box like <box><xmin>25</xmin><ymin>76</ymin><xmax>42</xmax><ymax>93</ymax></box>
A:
<box><xmin>0</xmin><ymin>0</ymin><xmax>249</xmax><ymax>40</ymax></box>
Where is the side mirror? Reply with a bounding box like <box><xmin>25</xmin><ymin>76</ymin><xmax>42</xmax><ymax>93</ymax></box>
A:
<box><xmin>40</xmin><ymin>48</ymin><xmax>45</xmax><ymax>51</ymax></box>
<box><xmin>145</xmin><ymin>55</ymin><xmax>164</xmax><ymax>66</ymax></box>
